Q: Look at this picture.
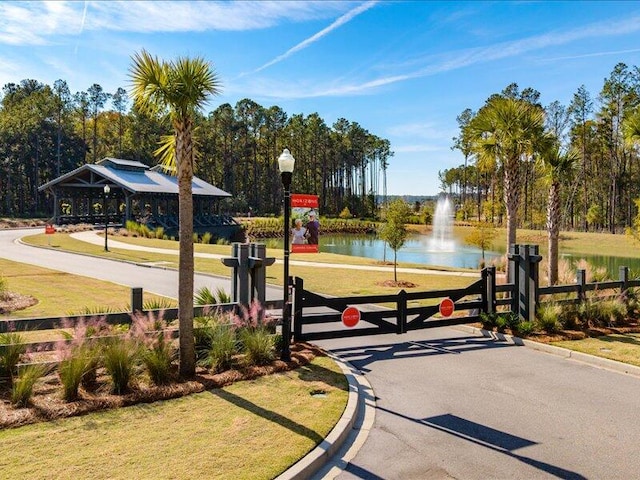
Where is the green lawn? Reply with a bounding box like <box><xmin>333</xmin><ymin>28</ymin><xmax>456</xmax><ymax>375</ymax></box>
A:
<box><xmin>551</xmin><ymin>333</ymin><xmax>640</xmax><ymax>367</ymax></box>
<box><xmin>0</xmin><ymin>257</ymin><xmax>175</xmax><ymax>319</ymax></box>
<box><xmin>0</xmin><ymin>355</ymin><xmax>348</xmax><ymax>479</ymax></box>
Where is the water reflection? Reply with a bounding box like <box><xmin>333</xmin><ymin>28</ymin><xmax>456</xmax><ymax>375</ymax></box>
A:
<box><xmin>268</xmin><ymin>233</ymin><xmax>639</xmax><ymax>276</ymax></box>
<box><xmin>318</xmin><ymin>234</ymin><xmax>500</xmax><ymax>269</ymax></box>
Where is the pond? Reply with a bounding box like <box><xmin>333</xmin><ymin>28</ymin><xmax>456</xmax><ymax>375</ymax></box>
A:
<box><xmin>269</xmin><ymin>233</ymin><xmax>640</xmax><ymax>276</ymax></box>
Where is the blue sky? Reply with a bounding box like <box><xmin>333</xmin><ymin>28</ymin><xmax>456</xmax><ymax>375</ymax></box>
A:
<box><xmin>2</xmin><ymin>1</ymin><xmax>640</xmax><ymax>195</ymax></box>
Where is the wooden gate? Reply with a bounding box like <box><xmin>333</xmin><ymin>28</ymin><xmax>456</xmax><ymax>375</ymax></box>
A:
<box><xmin>292</xmin><ymin>268</ymin><xmax>498</xmax><ymax>342</ymax></box>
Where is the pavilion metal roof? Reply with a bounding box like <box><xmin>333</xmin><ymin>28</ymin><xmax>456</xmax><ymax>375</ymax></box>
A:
<box><xmin>39</xmin><ymin>157</ymin><xmax>231</xmax><ymax>197</ymax></box>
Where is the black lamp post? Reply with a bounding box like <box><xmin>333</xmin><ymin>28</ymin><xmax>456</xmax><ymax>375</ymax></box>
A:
<box><xmin>278</xmin><ymin>148</ymin><xmax>295</xmax><ymax>361</ymax></box>
<box><xmin>103</xmin><ymin>184</ymin><xmax>110</xmax><ymax>252</ymax></box>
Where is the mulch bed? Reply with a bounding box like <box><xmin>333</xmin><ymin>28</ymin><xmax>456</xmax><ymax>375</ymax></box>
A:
<box><xmin>0</xmin><ymin>342</ymin><xmax>325</xmax><ymax>430</ymax></box>
<box><xmin>0</xmin><ymin>292</ymin><xmax>38</xmax><ymax>315</ymax></box>
<box><xmin>475</xmin><ymin>323</ymin><xmax>640</xmax><ymax>343</ymax></box>
<box><xmin>377</xmin><ymin>280</ymin><xmax>418</xmax><ymax>288</ymax></box>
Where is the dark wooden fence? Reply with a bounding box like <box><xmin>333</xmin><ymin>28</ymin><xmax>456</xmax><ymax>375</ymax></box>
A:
<box><xmin>292</xmin><ymin>269</ymin><xmax>495</xmax><ymax>342</ymax></box>
<box><xmin>0</xmin><ymin>287</ymin><xmax>282</xmax><ymax>355</ymax></box>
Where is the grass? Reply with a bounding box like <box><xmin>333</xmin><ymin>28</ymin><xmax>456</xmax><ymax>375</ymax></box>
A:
<box><xmin>552</xmin><ymin>333</ymin><xmax>640</xmax><ymax>367</ymax></box>
<box><xmin>0</xmin><ymin>257</ymin><xmax>175</xmax><ymax>320</ymax></box>
<box><xmin>441</xmin><ymin>225</ymin><xmax>640</xmax><ymax>260</ymax></box>
<box><xmin>0</xmin><ymin>355</ymin><xmax>348</xmax><ymax>480</ymax></box>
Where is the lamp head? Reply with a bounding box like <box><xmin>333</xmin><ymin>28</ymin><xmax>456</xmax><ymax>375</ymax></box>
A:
<box><xmin>104</xmin><ymin>184</ymin><xmax>110</xmax><ymax>194</ymax></box>
<box><xmin>277</xmin><ymin>148</ymin><xmax>295</xmax><ymax>174</ymax></box>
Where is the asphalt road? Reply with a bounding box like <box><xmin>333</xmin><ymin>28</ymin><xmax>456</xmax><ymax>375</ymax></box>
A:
<box><xmin>0</xmin><ymin>228</ymin><xmax>281</xmax><ymax>300</ymax></box>
<box><xmin>315</xmin><ymin>329</ymin><xmax>640</xmax><ymax>479</ymax></box>
<box><xmin>3</xmin><ymin>228</ymin><xmax>640</xmax><ymax>479</ymax></box>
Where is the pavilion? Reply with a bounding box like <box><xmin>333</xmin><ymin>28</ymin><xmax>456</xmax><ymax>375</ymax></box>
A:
<box><xmin>38</xmin><ymin>157</ymin><xmax>240</xmax><ymax>238</ymax></box>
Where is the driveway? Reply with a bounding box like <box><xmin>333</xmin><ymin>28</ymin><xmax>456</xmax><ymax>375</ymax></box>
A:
<box><xmin>315</xmin><ymin>329</ymin><xmax>640</xmax><ymax>479</ymax></box>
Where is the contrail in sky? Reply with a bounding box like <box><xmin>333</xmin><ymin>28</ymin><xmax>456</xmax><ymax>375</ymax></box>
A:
<box><xmin>247</xmin><ymin>0</ymin><xmax>378</xmax><ymax>75</ymax></box>
<box><xmin>74</xmin><ymin>1</ymin><xmax>89</xmax><ymax>55</ymax></box>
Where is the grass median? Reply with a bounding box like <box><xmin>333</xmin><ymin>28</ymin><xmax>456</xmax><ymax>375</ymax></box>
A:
<box><xmin>0</xmin><ymin>355</ymin><xmax>348</xmax><ymax>479</ymax></box>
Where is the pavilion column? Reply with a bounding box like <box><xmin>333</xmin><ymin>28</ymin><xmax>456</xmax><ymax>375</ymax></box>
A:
<box><xmin>125</xmin><ymin>195</ymin><xmax>132</xmax><ymax>223</ymax></box>
<box><xmin>52</xmin><ymin>191</ymin><xmax>59</xmax><ymax>224</ymax></box>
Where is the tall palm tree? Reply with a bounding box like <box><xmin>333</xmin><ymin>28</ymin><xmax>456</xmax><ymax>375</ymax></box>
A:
<box><xmin>129</xmin><ymin>50</ymin><xmax>221</xmax><ymax>377</ymax></box>
<box><xmin>469</xmin><ymin>96</ymin><xmax>545</xmax><ymax>277</ymax></box>
<box><xmin>539</xmin><ymin>139</ymin><xmax>579</xmax><ymax>285</ymax></box>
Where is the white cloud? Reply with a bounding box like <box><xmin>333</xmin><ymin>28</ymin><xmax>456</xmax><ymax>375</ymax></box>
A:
<box><xmin>0</xmin><ymin>1</ymin><xmax>355</xmax><ymax>46</ymax></box>
<box><xmin>249</xmin><ymin>0</ymin><xmax>378</xmax><ymax>74</ymax></box>
<box><xmin>539</xmin><ymin>47</ymin><xmax>640</xmax><ymax>63</ymax></box>
<box><xmin>250</xmin><ymin>13</ymin><xmax>640</xmax><ymax>99</ymax></box>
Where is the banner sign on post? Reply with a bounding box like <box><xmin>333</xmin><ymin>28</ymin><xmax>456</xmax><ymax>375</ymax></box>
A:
<box><xmin>290</xmin><ymin>194</ymin><xmax>319</xmax><ymax>253</ymax></box>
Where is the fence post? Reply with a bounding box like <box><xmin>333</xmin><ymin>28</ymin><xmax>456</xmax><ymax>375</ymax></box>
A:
<box><xmin>131</xmin><ymin>287</ymin><xmax>143</xmax><ymax>313</ymax></box>
<box><xmin>576</xmin><ymin>269</ymin><xmax>587</xmax><ymax>303</ymax></box>
<box><xmin>507</xmin><ymin>244</ymin><xmax>519</xmax><ymax>314</ymax></box>
<box><xmin>248</xmin><ymin>243</ymin><xmax>275</xmax><ymax>304</ymax></box>
<box><xmin>293</xmin><ymin>277</ymin><xmax>304</xmax><ymax>341</ymax></box>
<box><xmin>487</xmin><ymin>266</ymin><xmax>496</xmax><ymax>314</ymax></box>
<box><xmin>527</xmin><ymin>245</ymin><xmax>542</xmax><ymax>321</ymax></box>
<box><xmin>620</xmin><ymin>266</ymin><xmax>629</xmax><ymax>296</ymax></box>
<box><xmin>221</xmin><ymin>243</ymin><xmax>251</xmax><ymax>305</ymax></box>
<box><xmin>397</xmin><ymin>289</ymin><xmax>407</xmax><ymax>334</ymax></box>
<box><xmin>481</xmin><ymin>268</ymin><xmax>488</xmax><ymax>313</ymax></box>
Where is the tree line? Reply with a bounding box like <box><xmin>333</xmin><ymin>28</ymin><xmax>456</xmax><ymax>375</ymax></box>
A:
<box><xmin>444</xmin><ymin>63</ymin><xmax>640</xmax><ymax>237</ymax></box>
<box><xmin>0</xmin><ymin>79</ymin><xmax>392</xmax><ymax>218</ymax></box>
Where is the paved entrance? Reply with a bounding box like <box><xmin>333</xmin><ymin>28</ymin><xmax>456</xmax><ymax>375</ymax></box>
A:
<box><xmin>3</xmin><ymin>228</ymin><xmax>640</xmax><ymax>479</ymax></box>
<box><xmin>315</xmin><ymin>328</ymin><xmax>640</xmax><ymax>479</ymax></box>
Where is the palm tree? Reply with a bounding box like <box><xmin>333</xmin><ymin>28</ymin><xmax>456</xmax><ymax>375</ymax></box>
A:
<box><xmin>468</xmin><ymin>96</ymin><xmax>545</xmax><ymax>277</ymax></box>
<box><xmin>539</xmin><ymin>139</ymin><xmax>579</xmax><ymax>285</ymax></box>
<box><xmin>623</xmin><ymin>107</ymin><xmax>640</xmax><ymax>146</ymax></box>
<box><xmin>129</xmin><ymin>50</ymin><xmax>221</xmax><ymax>377</ymax></box>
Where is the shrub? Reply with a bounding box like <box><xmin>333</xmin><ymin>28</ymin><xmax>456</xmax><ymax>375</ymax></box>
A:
<box><xmin>513</xmin><ymin>320</ymin><xmax>535</xmax><ymax>337</ymax></box>
<box><xmin>557</xmin><ymin>302</ymin><xmax>581</xmax><ymax>330</ymax></box>
<box><xmin>201</xmin><ymin>232</ymin><xmax>212</xmax><ymax>244</ymax></box>
<box><xmin>339</xmin><ymin>207</ymin><xmax>352</xmax><ymax>219</ymax></box>
<box><xmin>142</xmin><ymin>298</ymin><xmax>175</xmax><ymax>311</ymax></box>
<box><xmin>202</xmin><ymin>324</ymin><xmax>237</xmax><ymax>373</ymax></box>
<box><xmin>102</xmin><ymin>339</ymin><xmax>139</xmax><ymax>394</ymax></box>
<box><xmin>194</xmin><ymin>315</ymin><xmax>215</xmax><ymax>354</ymax></box>
<box><xmin>0</xmin><ymin>275</ymin><xmax>8</xmax><ymax>300</ymax></box>
<box><xmin>536</xmin><ymin>303</ymin><xmax>562</xmax><ymax>333</ymax></box>
<box><xmin>193</xmin><ymin>233</ymin><xmax>200</xmax><ymax>243</ymax></box>
<box><xmin>141</xmin><ymin>332</ymin><xmax>174</xmax><ymax>385</ymax></box>
<box><xmin>194</xmin><ymin>286</ymin><xmax>230</xmax><ymax>306</ymax></box>
<box><xmin>479</xmin><ymin>312</ymin><xmax>496</xmax><ymax>331</ymax></box>
<box><xmin>230</xmin><ymin>300</ymin><xmax>277</xmax><ymax>332</ymax></box>
<box><xmin>503</xmin><ymin>311</ymin><xmax>520</xmax><ymax>332</ymax></box>
<box><xmin>11</xmin><ymin>364</ymin><xmax>47</xmax><ymax>407</ymax></box>
<box><xmin>154</xmin><ymin>226</ymin><xmax>165</xmax><ymax>239</ymax></box>
<box><xmin>581</xmin><ymin>298</ymin><xmax>627</xmax><ymax>327</ymax></box>
<box><xmin>240</xmin><ymin>327</ymin><xmax>274</xmax><ymax>366</ymax></box>
<box><xmin>58</xmin><ymin>346</ymin><xmax>94</xmax><ymax>401</ymax></box>
<box><xmin>495</xmin><ymin>315</ymin><xmax>509</xmax><ymax>333</ymax></box>
<box><xmin>0</xmin><ymin>332</ymin><xmax>27</xmax><ymax>384</ymax></box>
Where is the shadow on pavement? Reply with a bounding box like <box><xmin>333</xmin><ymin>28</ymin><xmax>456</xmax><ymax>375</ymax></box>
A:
<box><xmin>327</xmin><ymin>334</ymin><xmax>516</xmax><ymax>373</ymax></box>
<box><xmin>377</xmin><ymin>406</ymin><xmax>587</xmax><ymax>480</ymax></box>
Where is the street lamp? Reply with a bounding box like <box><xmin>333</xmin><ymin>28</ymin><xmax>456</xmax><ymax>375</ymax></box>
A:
<box><xmin>278</xmin><ymin>148</ymin><xmax>295</xmax><ymax>361</ymax></box>
<box><xmin>103</xmin><ymin>184</ymin><xmax>110</xmax><ymax>252</ymax></box>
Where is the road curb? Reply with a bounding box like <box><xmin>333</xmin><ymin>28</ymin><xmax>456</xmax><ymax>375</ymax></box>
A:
<box><xmin>456</xmin><ymin>324</ymin><xmax>640</xmax><ymax>378</ymax></box>
<box><xmin>276</xmin><ymin>353</ymin><xmax>375</xmax><ymax>480</ymax></box>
